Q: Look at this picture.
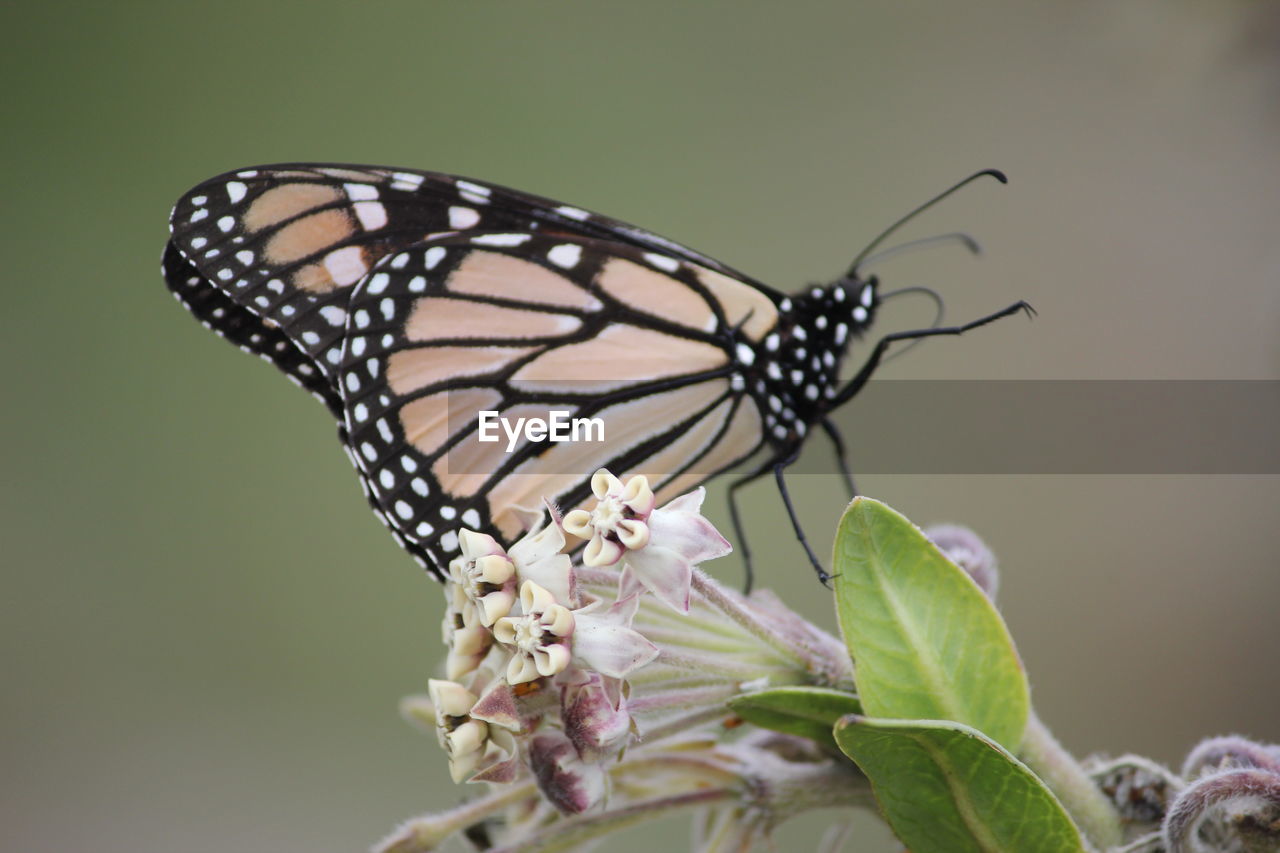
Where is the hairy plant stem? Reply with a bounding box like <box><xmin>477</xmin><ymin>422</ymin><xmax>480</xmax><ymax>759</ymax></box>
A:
<box><xmin>1019</xmin><ymin>711</ymin><xmax>1123</xmax><ymax>850</ymax></box>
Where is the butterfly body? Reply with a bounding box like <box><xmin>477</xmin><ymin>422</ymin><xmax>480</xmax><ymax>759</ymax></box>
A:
<box><xmin>167</xmin><ymin>164</ymin><xmax>1009</xmax><ymax>581</ymax></box>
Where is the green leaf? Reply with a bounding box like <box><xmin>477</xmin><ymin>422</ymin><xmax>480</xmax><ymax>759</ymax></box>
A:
<box><xmin>833</xmin><ymin>498</ymin><xmax>1029</xmax><ymax>751</ymax></box>
<box><xmin>833</xmin><ymin>716</ymin><xmax>1085</xmax><ymax>853</ymax></box>
<box><xmin>727</xmin><ymin>686</ymin><xmax>861</xmax><ymax>750</ymax></box>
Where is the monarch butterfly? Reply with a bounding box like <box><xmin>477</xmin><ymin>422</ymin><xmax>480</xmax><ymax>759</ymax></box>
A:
<box><xmin>164</xmin><ymin>164</ymin><xmax>1029</xmax><ymax>586</ymax></box>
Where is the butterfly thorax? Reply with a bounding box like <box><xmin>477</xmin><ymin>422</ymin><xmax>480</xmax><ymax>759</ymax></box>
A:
<box><xmin>745</xmin><ymin>274</ymin><xmax>880</xmax><ymax>447</ymax></box>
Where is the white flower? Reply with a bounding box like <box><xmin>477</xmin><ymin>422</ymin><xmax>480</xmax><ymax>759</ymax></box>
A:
<box><xmin>441</xmin><ymin>583</ymin><xmax>493</xmax><ymax>680</ymax></box>
<box><xmin>450</xmin><ymin>530</ymin><xmax>517</xmax><ymax>627</ymax></box>
<box><xmin>427</xmin><ymin>678</ymin><xmax>516</xmax><ymax>784</ymax></box>
<box><xmin>493</xmin><ymin>581</ymin><xmax>576</xmax><ymax>684</ymax></box>
<box><xmin>563</xmin><ymin>470</ymin><xmax>655</xmax><ymax>566</ymax></box>
<box><xmin>618</xmin><ymin>487</ymin><xmax>731</xmax><ymax>612</ymax></box>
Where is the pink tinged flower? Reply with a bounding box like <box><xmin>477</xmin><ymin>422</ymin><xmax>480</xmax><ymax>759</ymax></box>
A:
<box><xmin>528</xmin><ymin>731</ymin><xmax>608</xmax><ymax>815</ymax></box>
<box><xmin>451</xmin><ymin>530</ymin><xmax>517</xmax><ymax>627</ymax></box>
<box><xmin>562</xmin><ymin>671</ymin><xmax>634</xmax><ymax>762</ymax></box>
<box><xmin>427</xmin><ymin>679</ymin><xmax>495</xmax><ymax>784</ymax></box>
<box><xmin>441</xmin><ymin>583</ymin><xmax>493</xmax><ymax>680</ymax></box>
<box><xmin>570</xmin><ymin>594</ymin><xmax>659</xmax><ymax>679</ymax></box>
<box><xmin>493</xmin><ymin>581</ymin><xmax>574</xmax><ymax>684</ymax></box>
<box><xmin>619</xmin><ymin>487</ymin><xmax>731</xmax><ymax>612</ymax></box>
<box><xmin>563</xmin><ymin>470</ymin><xmax>655</xmax><ymax>567</ymax></box>
<box><xmin>507</xmin><ymin>514</ymin><xmax>575</xmax><ymax>605</ymax></box>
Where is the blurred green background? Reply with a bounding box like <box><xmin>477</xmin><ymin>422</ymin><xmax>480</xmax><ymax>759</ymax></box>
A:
<box><xmin>3</xmin><ymin>2</ymin><xmax>1277</xmax><ymax>851</ymax></box>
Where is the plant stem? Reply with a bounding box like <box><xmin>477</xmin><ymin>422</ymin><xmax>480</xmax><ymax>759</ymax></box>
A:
<box><xmin>1019</xmin><ymin>711</ymin><xmax>1122</xmax><ymax>850</ymax></box>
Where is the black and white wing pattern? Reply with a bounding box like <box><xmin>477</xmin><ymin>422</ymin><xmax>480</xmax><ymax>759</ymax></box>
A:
<box><xmin>164</xmin><ymin>165</ymin><xmax>804</xmax><ymax>578</ymax></box>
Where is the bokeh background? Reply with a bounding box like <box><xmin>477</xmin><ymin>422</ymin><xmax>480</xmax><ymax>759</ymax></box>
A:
<box><xmin>3</xmin><ymin>2</ymin><xmax>1277</xmax><ymax>851</ymax></box>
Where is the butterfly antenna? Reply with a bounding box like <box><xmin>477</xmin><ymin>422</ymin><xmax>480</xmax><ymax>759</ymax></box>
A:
<box><xmin>878</xmin><ymin>285</ymin><xmax>945</xmax><ymax>364</ymax></box>
<box><xmin>858</xmin><ymin>231</ymin><xmax>982</xmax><ymax>269</ymax></box>
<box><xmin>847</xmin><ymin>169</ymin><xmax>1007</xmax><ymax>274</ymax></box>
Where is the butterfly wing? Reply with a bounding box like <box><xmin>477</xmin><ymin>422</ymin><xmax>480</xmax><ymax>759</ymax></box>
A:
<box><xmin>164</xmin><ymin>164</ymin><xmax>785</xmax><ymax>577</ymax></box>
<box><xmin>164</xmin><ymin>164</ymin><xmax>781</xmax><ymax>398</ymax></box>
<box><xmin>338</xmin><ymin>230</ymin><xmax>778</xmax><ymax>575</ymax></box>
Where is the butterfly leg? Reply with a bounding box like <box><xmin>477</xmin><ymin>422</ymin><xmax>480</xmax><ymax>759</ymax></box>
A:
<box><xmin>831</xmin><ymin>300</ymin><xmax>1035</xmax><ymax>408</ymax></box>
<box><xmin>727</xmin><ymin>460</ymin><xmax>776</xmax><ymax>594</ymax></box>
<box><xmin>820</xmin><ymin>418</ymin><xmax>858</xmax><ymax>499</ymax></box>
<box><xmin>770</xmin><ymin>451</ymin><xmax>834</xmax><ymax>586</ymax></box>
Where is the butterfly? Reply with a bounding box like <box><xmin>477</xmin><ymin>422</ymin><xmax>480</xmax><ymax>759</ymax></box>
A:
<box><xmin>164</xmin><ymin>163</ymin><xmax>1029</xmax><ymax>586</ymax></box>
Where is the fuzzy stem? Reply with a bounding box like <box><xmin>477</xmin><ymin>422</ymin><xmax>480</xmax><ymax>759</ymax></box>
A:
<box><xmin>374</xmin><ymin>780</ymin><xmax>538</xmax><ymax>853</ymax></box>
<box><xmin>486</xmin><ymin>788</ymin><xmax>738</xmax><ymax>853</ymax></box>
<box><xmin>689</xmin><ymin>571</ymin><xmax>812</xmax><ymax>664</ymax></box>
<box><xmin>1019</xmin><ymin>711</ymin><xmax>1122</xmax><ymax>850</ymax></box>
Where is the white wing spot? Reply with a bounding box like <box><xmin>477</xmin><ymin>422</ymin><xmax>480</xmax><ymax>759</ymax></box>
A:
<box><xmin>408</xmin><ymin>275</ymin><xmax>427</xmax><ymax>292</ymax></box>
<box><xmin>353</xmin><ymin>402</ymin><xmax>369</xmax><ymax>422</ymax></box>
<box><xmin>415</xmin><ymin>521</ymin><xmax>435</xmax><ymax>537</ymax></box>
<box><xmin>346</xmin><ymin>373</ymin><xmax>361</xmax><ymax>392</ymax></box>
<box><xmin>471</xmin><ymin>233</ymin><xmax>530</xmax><ymax>247</ymax></box>
<box><xmin>448</xmin><ymin>206</ymin><xmax>480</xmax><ymax>228</ymax></box>
<box><xmin>379</xmin><ymin>469</ymin><xmax>395</xmax><ymax>489</ymax></box>
<box><xmin>353</xmin><ymin>201</ymin><xmax>387</xmax><ymax>230</ymax></box>
<box><xmin>324</xmin><ymin>246</ymin><xmax>368</xmax><ymax>286</ymax></box>
<box><xmin>548</xmin><ymin>244</ymin><xmax>581</xmax><ymax>268</ymax></box>
<box><xmin>361</xmin><ymin>442</ymin><xmax>378</xmax><ymax>461</ymax></box>
<box><xmin>344</xmin><ymin>183</ymin><xmax>379</xmax><ymax>201</ymax></box>
<box><xmin>350</xmin><ymin>336</ymin><xmax>366</xmax><ymax>356</ymax></box>
<box><xmin>217</xmin><ymin>216</ymin><xmax>235</xmax><ymax>233</ymax></box>
<box><xmin>390</xmin><ymin>253</ymin><xmax>410</xmax><ymax>269</ymax></box>
<box><xmin>236</xmin><ymin>249</ymin><xmax>254</xmax><ymax>265</ymax></box>
<box><xmin>377</xmin><ymin>418</ymin><xmax>394</xmax><ymax>442</ymax></box>
<box><xmin>401</xmin><ymin>455</ymin><xmax>419</xmax><ymax>473</ymax></box>
<box><xmin>440</xmin><ymin>506</ymin><xmax>457</xmax><ymax>520</ymax></box>
<box><xmin>226</xmin><ymin>182</ymin><xmax>247</xmax><ymax>203</ymax></box>
<box><xmin>424</xmin><ymin>247</ymin><xmax>447</xmax><ymax>269</ymax></box>
<box><xmin>462</xmin><ymin>509</ymin><xmax>481</xmax><ymax>527</ymax></box>
<box><xmin>191</xmin><ymin>237</ymin><xmax>207</xmax><ymax>249</ymax></box>
<box><xmin>395</xmin><ymin>500</ymin><xmax>414</xmax><ymax>520</ymax></box>
<box><xmin>302</xmin><ymin>331</ymin><xmax>320</xmax><ymax>345</ymax></box>
<box><xmin>380</xmin><ymin>298</ymin><xmax>395</xmax><ymax>320</ymax></box>
<box><xmin>643</xmin><ymin>253</ymin><xmax>679</xmax><ymax>273</ymax></box>
<box><xmin>555</xmin><ymin>205</ymin><xmax>590</xmax><ymax>221</ymax></box>
<box><xmin>190</xmin><ymin>209</ymin><xmax>208</xmax><ymax>223</ymax></box>
<box><xmin>455</xmin><ymin>180</ymin><xmax>490</xmax><ymax>200</ymax></box>
<box><xmin>411</xmin><ymin>477</ymin><xmax>429</xmax><ymax>496</ymax></box>
<box><xmin>319</xmin><ymin>305</ymin><xmax>346</xmax><ymax>326</ymax></box>
<box><xmin>735</xmin><ymin>343</ymin><xmax>756</xmax><ymax>366</ymax></box>
<box><xmin>366</xmin><ymin>273</ymin><xmax>390</xmax><ymax>295</ymax></box>
<box><xmin>441</xmin><ymin>530</ymin><xmax>459</xmax><ymax>552</ymax></box>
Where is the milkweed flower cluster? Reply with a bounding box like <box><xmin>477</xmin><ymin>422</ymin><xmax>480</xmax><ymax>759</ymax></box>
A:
<box><xmin>377</xmin><ymin>470</ymin><xmax>866</xmax><ymax>853</ymax></box>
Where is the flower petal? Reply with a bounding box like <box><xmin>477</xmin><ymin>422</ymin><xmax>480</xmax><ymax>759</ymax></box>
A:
<box><xmin>573</xmin><ymin>613</ymin><xmax>660</xmax><ymax>678</ymax></box>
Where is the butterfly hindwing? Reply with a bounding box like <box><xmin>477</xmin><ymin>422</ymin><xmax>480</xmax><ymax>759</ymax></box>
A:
<box><xmin>337</xmin><ymin>231</ymin><xmax>774</xmax><ymax>575</ymax></box>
